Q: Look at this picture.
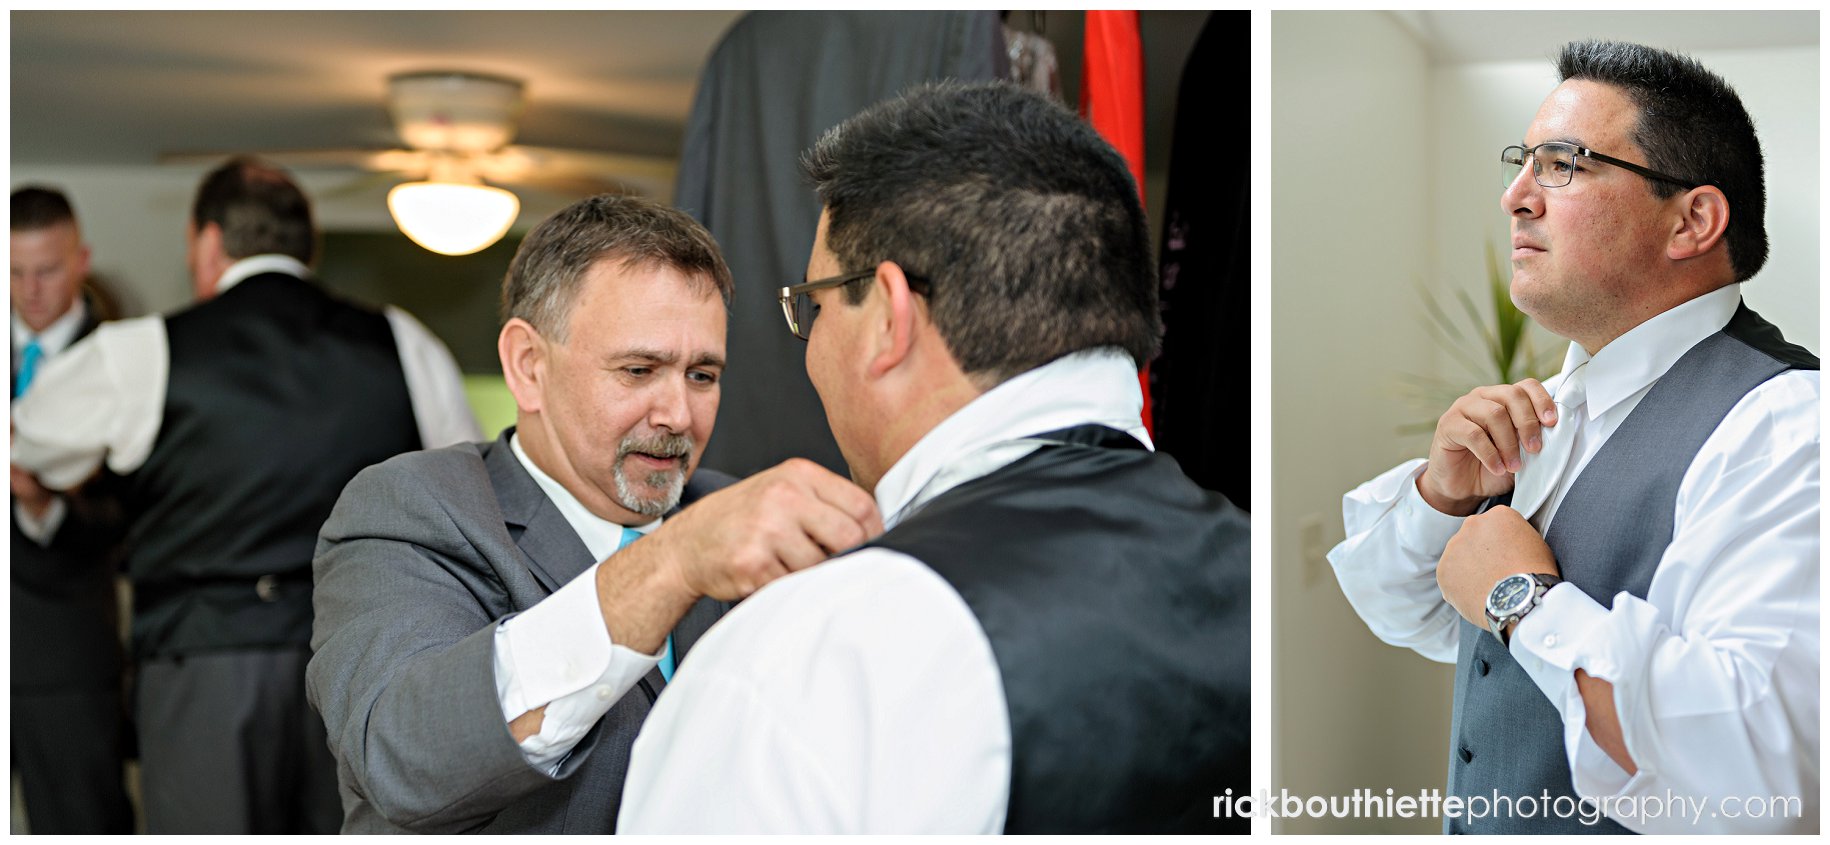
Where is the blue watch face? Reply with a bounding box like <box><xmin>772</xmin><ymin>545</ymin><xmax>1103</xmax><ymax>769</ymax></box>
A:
<box><xmin>1489</xmin><ymin>575</ymin><xmax>1532</xmax><ymax>615</ymax></box>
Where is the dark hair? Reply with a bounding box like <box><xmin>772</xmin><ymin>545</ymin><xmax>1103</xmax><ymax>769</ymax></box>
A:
<box><xmin>12</xmin><ymin>186</ymin><xmax>77</xmax><ymax>231</ymax></box>
<box><xmin>802</xmin><ymin>80</ymin><xmax>1161</xmax><ymax>384</ymax></box>
<box><xmin>1557</xmin><ymin>40</ymin><xmax>1767</xmax><ymax>281</ymax></box>
<box><xmin>501</xmin><ymin>194</ymin><xmax>734</xmax><ymax>340</ymax></box>
<box><xmin>191</xmin><ymin>156</ymin><xmax>316</xmax><ymax>264</ymax></box>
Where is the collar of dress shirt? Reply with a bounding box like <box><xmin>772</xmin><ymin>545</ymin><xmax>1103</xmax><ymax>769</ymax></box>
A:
<box><xmin>1552</xmin><ymin>283</ymin><xmax>1742</xmax><ymax>420</ymax></box>
<box><xmin>213</xmin><ymin>254</ymin><xmax>311</xmax><ymax>296</ymax></box>
<box><xmin>871</xmin><ymin>346</ymin><xmax>1150</xmax><ymax>529</ymax></box>
<box><xmin>11</xmin><ymin>297</ymin><xmax>87</xmax><ymax>357</ymax></box>
<box><xmin>509</xmin><ymin>431</ymin><xmax>661</xmax><ymax>562</ymax></box>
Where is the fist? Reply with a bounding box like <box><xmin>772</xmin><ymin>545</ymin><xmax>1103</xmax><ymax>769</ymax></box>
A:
<box><xmin>10</xmin><ymin>464</ymin><xmax>53</xmax><ymax>519</ymax></box>
<box><xmin>1419</xmin><ymin>379</ymin><xmax>1559</xmax><ymax>516</ymax></box>
<box><xmin>657</xmin><ymin>458</ymin><xmax>883</xmax><ymax>601</ymax></box>
<box><xmin>1436</xmin><ymin>505</ymin><xmax>1559</xmax><ymax>628</ymax></box>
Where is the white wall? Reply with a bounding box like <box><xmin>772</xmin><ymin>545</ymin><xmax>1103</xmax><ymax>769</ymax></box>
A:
<box><xmin>1271</xmin><ymin>11</ymin><xmax>1451</xmax><ymax>835</ymax></box>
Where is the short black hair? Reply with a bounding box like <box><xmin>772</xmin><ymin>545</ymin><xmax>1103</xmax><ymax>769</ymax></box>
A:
<box><xmin>502</xmin><ymin>194</ymin><xmax>733</xmax><ymax>341</ymax></box>
<box><xmin>191</xmin><ymin>156</ymin><xmax>316</xmax><ymax>264</ymax></box>
<box><xmin>1557</xmin><ymin>40</ymin><xmax>1767</xmax><ymax>282</ymax></box>
<box><xmin>802</xmin><ymin>80</ymin><xmax>1161</xmax><ymax>384</ymax></box>
<box><xmin>12</xmin><ymin>186</ymin><xmax>77</xmax><ymax>231</ymax></box>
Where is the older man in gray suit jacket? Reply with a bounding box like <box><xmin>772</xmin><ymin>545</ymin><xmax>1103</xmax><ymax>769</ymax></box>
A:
<box><xmin>307</xmin><ymin>196</ymin><xmax>882</xmax><ymax>833</ymax></box>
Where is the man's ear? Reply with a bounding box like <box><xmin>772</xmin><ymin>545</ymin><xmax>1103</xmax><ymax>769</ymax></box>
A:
<box><xmin>190</xmin><ymin>222</ymin><xmax>230</xmax><ymax>300</ymax></box>
<box><xmin>1668</xmin><ymin>185</ymin><xmax>1730</xmax><ymax>262</ymax></box>
<box><xmin>866</xmin><ymin>261</ymin><xmax>919</xmax><ymax>379</ymax></box>
<box><xmin>498</xmin><ymin>318</ymin><xmax>549</xmax><ymax>415</ymax></box>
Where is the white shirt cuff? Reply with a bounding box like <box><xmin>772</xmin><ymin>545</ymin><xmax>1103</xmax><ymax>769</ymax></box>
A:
<box><xmin>12</xmin><ymin>495</ymin><xmax>68</xmax><ymax>545</ymax></box>
<box><xmin>1510</xmin><ymin>582</ymin><xmax>1642</xmax><ymax>795</ymax></box>
<box><xmin>1393</xmin><ymin>465</ymin><xmax>1469</xmax><ymax>556</ymax></box>
<box><xmin>493</xmin><ymin>561</ymin><xmax>664</xmax><ymax>771</ymax></box>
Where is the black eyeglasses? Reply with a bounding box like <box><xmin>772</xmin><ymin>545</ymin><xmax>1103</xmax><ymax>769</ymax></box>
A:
<box><xmin>1502</xmin><ymin>142</ymin><xmax>1702</xmax><ymax>191</ymax></box>
<box><xmin>777</xmin><ymin>269</ymin><xmax>929</xmax><ymax>341</ymax></box>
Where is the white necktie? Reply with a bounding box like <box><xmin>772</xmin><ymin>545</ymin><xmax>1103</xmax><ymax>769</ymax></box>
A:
<box><xmin>1509</xmin><ymin>363</ymin><xmax>1588</xmax><ymax>523</ymax></box>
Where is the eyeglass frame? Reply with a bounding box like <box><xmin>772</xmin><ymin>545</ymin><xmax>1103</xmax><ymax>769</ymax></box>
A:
<box><xmin>777</xmin><ymin>267</ymin><xmax>930</xmax><ymax>341</ymax></box>
<box><xmin>1501</xmin><ymin>142</ymin><xmax>1704</xmax><ymax>191</ymax></box>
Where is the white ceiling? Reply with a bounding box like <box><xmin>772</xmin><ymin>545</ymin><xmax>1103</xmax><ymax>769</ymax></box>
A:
<box><xmin>1391</xmin><ymin>10</ymin><xmax>1818</xmax><ymax>65</ymax></box>
<box><xmin>12</xmin><ymin>10</ymin><xmax>745</xmax><ymax>166</ymax></box>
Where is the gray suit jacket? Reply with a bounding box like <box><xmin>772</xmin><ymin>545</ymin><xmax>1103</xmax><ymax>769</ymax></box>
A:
<box><xmin>306</xmin><ymin>430</ymin><xmax>733</xmax><ymax>833</ymax></box>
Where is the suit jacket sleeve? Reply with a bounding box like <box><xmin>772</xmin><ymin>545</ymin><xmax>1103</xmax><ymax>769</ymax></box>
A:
<box><xmin>307</xmin><ymin>450</ymin><xmax>568</xmax><ymax>833</ymax></box>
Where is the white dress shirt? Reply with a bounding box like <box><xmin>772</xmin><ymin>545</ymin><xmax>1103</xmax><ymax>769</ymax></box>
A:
<box><xmin>617</xmin><ymin>348</ymin><xmax>1152</xmax><ymax>833</ymax></box>
<box><xmin>11</xmin><ymin>255</ymin><xmax>481</xmax><ymax>517</ymax></box>
<box><xmin>1329</xmin><ymin>284</ymin><xmax>1819</xmax><ymax>834</ymax></box>
<box><xmin>491</xmin><ymin>433</ymin><xmax>667</xmax><ymax>772</ymax></box>
<box><xmin>11</xmin><ymin>299</ymin><xmax>92</xmax><ymax>539</ymax></box>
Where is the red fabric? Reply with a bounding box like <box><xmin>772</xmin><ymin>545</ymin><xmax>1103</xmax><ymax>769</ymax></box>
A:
<box><xmin>1080</xmin><ymin>10</ymin><xmax>1154</xmax><ymax>434</ymax></box>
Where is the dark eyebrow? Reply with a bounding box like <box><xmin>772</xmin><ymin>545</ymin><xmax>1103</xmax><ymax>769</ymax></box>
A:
<box><xmin>610</xmin><ymin>347</ymin><xmax>725</xmax><ymax>370</ymax></box>
<box><xmin>611</xmin><ymin>348</ymin><xmax>678</xmax><ymax>366</ymax></box>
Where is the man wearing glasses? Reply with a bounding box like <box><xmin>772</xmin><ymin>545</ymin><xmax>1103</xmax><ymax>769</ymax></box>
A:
<box><xmin>1330</xmin><ymin>41</ymin><xmax>1817</xmax><ymax>833</ymax></box>
<box><xmin>618</xmin><ymin>81</ymin><xmax>1250</xmax><ymax>833</ymax></box>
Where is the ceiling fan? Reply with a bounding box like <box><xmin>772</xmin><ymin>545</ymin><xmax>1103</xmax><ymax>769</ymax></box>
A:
<box><xmin>162</xmin><ymin>71</ymin><xmax>679</xmax><ymax>256</ymax></box>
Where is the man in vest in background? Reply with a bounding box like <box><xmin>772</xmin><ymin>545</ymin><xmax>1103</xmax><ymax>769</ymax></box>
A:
<box><xmin>308</xmin><ymin>195</ymin><xmax>881</xmax><ymax>833</ymax></box>
<box><xmin>10</xmin><ymin>186</ymin><xmax>134</xmax><ymax>833</ymax></box>
<box><xmin>11</xmin><ymin>157</ymin><xmax>480</xmax><ymax>833</ymax></box>
<box><xmin>619</xmin><ymin>81</ymin><xmax>1251</xmax><ymax>833</ymax></box>
<box><xmin>1330</xmin><ymin>41</ymin><xmax>1817</xmax><ymax>834</ymax></box>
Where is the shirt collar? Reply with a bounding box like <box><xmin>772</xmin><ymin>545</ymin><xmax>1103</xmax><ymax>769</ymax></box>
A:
<box><xmin>215</xmin><ymin>254</ymin><xmax>311</xmax><ymax>296</ymax></box>
<box><xmin>1556</xmin><ymin>283</ymin><xmax>1742</xmax><ymax>419</ymax></box>
<box><xmin>510</xmin><ymin>432</ymin><xmax>660</xmax><ymax>562</ymax></box>
<box><xmin>12</xmin><ymin>298</ymin><xmax>88</xmax><ymax>357</ymax></box>
<box><xmin>871</xmin><ymin>347</ymin><xmax>1150</xmax><ymax>527</ymax></box>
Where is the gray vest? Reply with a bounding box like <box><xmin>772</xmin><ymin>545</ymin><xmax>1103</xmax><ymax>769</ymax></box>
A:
<box><xmin>1446</xmin><ymin>303</ymin><xmax>1816</xmax><ymax>834</ymax></box>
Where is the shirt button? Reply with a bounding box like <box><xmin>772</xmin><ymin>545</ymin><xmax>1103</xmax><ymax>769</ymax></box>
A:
<box><xmin>1543</xmin><ymin>634</ymin><xmax>1558</xmax><ymax>648</ymax></box>
<box><xmin>595</xmin><ymin>686</ymin><xmax>613</xmax><ymax>702</ymax></box>
<box><xmin>1459</xmin><ymin>745</ymin><xmax>1474</xmax><ymax>764</ymax></box>
<box><xmin>1474</xmin><ymin>658</ymin><xmax>1489</xmax><ymax>677</ymax></box>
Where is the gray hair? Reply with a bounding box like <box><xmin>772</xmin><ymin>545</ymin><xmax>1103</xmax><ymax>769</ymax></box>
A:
<box><xmin>501</xmin><ymin>194</ymin><xmax>733</xmax><ymax>340</ymax></box>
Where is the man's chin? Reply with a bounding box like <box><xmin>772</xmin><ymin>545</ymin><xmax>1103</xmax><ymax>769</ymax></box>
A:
<box><xmin>616</xmin><ymin>472</ymin><xmax>687</xmax><ymax>517</ymax></box>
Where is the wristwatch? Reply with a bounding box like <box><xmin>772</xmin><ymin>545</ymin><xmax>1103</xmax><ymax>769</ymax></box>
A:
<box><xmin>1484</xmin><ymin>572</ymin><xmax>1563</xmax><ymax>645</ymax></box>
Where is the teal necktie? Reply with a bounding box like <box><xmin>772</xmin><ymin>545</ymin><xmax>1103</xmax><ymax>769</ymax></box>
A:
<box><xmin>14</xmin><ymin>338</ymin><xmax>42</xmax><ymax>398</ymax></box>
<box><xmin>619</xmin><ymin>527</ymin><xmax>675</xmax><ymax>682</ymax></box>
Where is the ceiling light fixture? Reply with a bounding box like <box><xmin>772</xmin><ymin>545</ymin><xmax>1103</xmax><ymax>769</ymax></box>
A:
<box><xmin>386</xmin><ymin>146</ymin><xmax>519</xmax><ymax>256</ymax></box>
<box><xmin>387</xmin><ymin>181</ymin><xmax>519</xmax><ymax>256</ymax></box>
<box><xmin>384</xmin><ymin>72</ymin><xmax>525</xmax><ymax>256</ymax></box>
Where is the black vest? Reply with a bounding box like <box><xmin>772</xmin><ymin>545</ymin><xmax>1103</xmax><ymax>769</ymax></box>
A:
<box><xmin>866</xmin><ymin>424</ymin><xmax>1251</xmax><ymax>833</ymax></box>
<box><xmin>1446</xmin><ymin>304</ymin><xmax>1817</xmax><ymax>834</ymax></box>
<box><xmin>119</xmin><ymin>273</ymin><xmax>420</xmax><ymax>659</ymax></box>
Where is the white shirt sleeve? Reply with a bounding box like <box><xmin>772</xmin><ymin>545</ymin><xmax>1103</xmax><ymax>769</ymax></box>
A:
<box><xmin>618</xmin><ymin>550</ymin><xmax>1010</xmax><ymax>833</ymax></box>
<box><xmin>1327</xmin><ymin>457</ymin><xmax>1468</xmax><ymax>665</ymax></box>
<box><xmin>384</xmin><ymin>306</ymin><xmax>482</xmax><ymax>449</ymax></box>
<box><xmin>1507</xmin><ymin>371</ymin><xmax>1819</xmax><ymax>834</ymax></box>
<box><xmin>491</xmin><ymin>560</ymin><xmax>664</xmax><ymax>773</ymax></box>
<box><xmin>11</xmin><ymin>316</ymin><xmax>168</xmax><ymax>489</ymax></box>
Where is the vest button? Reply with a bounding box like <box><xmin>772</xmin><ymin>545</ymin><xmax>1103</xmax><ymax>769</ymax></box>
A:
<box><xmin>1459</xmin><ymin>745</ymin><xmax>1474</xmax><ymax>764</ymax></box>
<box><xmin>1475</xmin><ymin>658</ymin><xmax>1489</xmax><ymax>676</ymax></box>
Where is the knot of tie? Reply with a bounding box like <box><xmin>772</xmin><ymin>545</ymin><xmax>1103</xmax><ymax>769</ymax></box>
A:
<box><xmin>14</xmin><ymin>338</ymin><xmax>44</xmax><ymax>399</ymax></box>
<box><xmin>1510</xmin><ymin>363</ymin><xmax>1588</xmax><ymax>523</ymax></box>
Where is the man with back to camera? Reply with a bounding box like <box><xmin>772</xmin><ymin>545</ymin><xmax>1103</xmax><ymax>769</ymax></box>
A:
<box><xmin>10</xmin><ymin>186</ymin><xmax>134</xmax><ymax>834</ymax></box>
<box><xmin>617</xmin><ymin>80</ymin><xmax>1251</xmax><ymax>834</ymax></box>
<box><xmin>1328</xmin><ymin>41</ymin><xmax>1817</xmax><ymax>834</ymax></box>
<box><xmin>10</xmin><ymin>157</ymin><xmax>480</xmax><ymax>833</ymax></box>
<box><xmin>306</xmin><ymin>194</ymin><xmax>883</xmax><ymax>833</ymax></box>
